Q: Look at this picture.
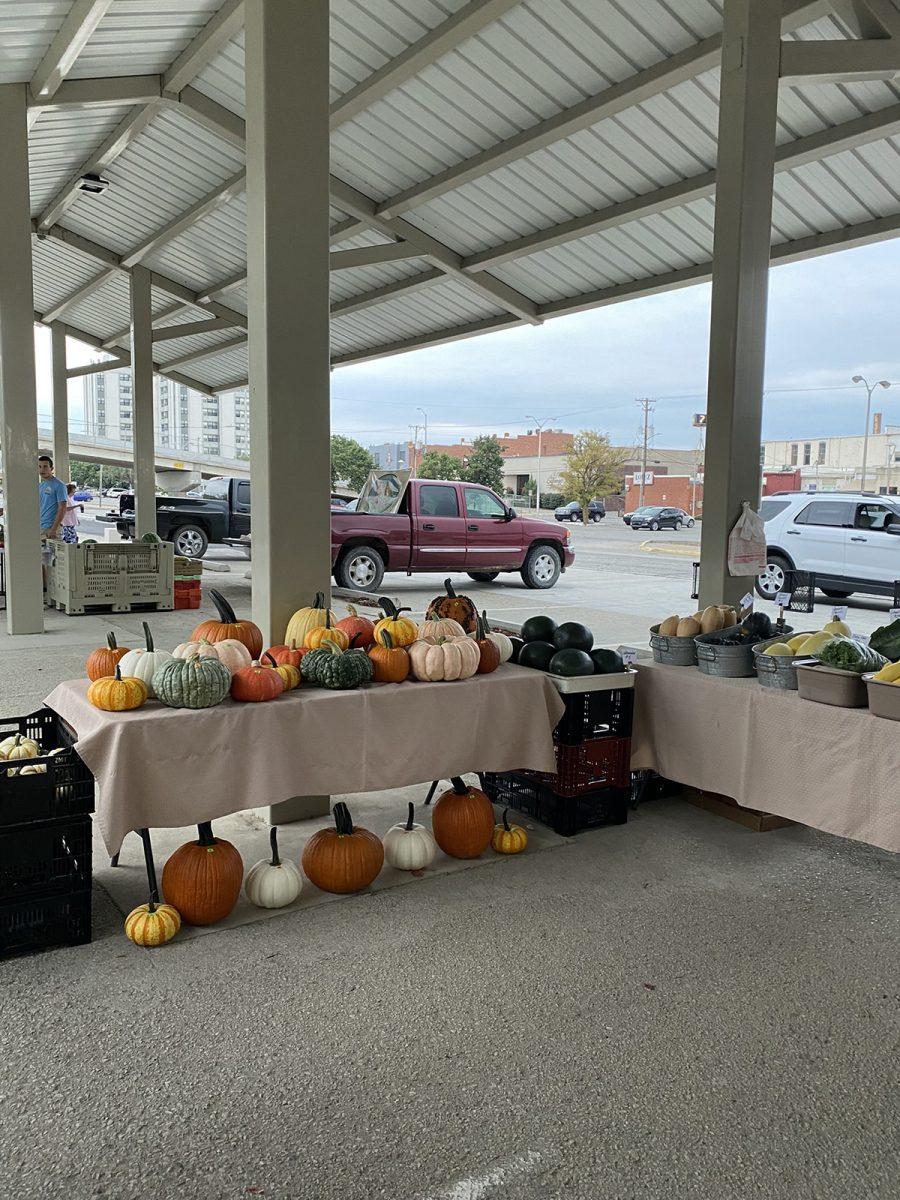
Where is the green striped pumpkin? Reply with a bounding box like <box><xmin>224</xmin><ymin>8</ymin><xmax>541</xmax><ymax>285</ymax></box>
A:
<box><xmin>152</xmin><ymin>657</ymin><xmax>231</xmax><ymax>709</ymax></box>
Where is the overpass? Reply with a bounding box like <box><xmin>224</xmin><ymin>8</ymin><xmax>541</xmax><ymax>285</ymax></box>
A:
<box><xmin>33</xmin><ymin>428</ymin><xmax>251</xmax><ymax>488</ymax></box>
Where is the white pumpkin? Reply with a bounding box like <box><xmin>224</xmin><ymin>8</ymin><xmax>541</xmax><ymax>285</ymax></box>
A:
<box><xmin>118</xmin><ymin>621</ymin><xmax>172</xmax><ymax>698</ymax></box>
<box><xmin>471</xmin><ymin>611</ymin><xmax>513</xmax><ymax>663</ymax></box>
<box><xmin>407</xmin><ymin>635</ymin><xmax>480</xmax><ymax>681</ymax></box>
<box><xmin>16</xmin><ymin>763</ymin><xmax>47</xmax><ymax>775</ymax></box>
<box><xmin>383</xmin><ymin>802</ymin><xmax>437</xmax><ymax>871</ymax></box>
<box><xmin>244</xmin><ymin>827</ymin><xmax>303</xmax><ymax>909</ymax></box>
<box><xmin>172</xmin><ymin>637</ymin><xmax>251</xmax><ymax>675</ymax></box>
<box><xmin>0</xmin><ymin>734</ymin><xmax>40</xmax><ymax>761</ymax></box>
<box><xmin>416</xmin><ymin>615</ymin><xmax>467</xmax><ymax>642</ymax></box>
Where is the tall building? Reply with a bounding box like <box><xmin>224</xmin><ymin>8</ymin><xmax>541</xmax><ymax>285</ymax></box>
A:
<box><xmin>367</xmin><ymin>441</ymin><xmax>407</xmax><ymax>469</ymax></box>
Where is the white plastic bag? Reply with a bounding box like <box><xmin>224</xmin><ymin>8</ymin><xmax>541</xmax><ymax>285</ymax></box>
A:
<box><xmin>727</xmin><ymin>501</ymin><xmax>767</xmax><ymax>576</ymax></box>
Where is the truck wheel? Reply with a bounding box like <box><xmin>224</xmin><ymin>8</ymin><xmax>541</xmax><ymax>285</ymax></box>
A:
<box><xmin>172</xmin><ymin>524</ymin><xmax>208</xmax><ymax>558</ymax></box>
<box><xmin>467</xmin><ymin>571</ymin><xmax>500</xmax><ymax>583</ymax></box>
<box><xmin>337</xmin><ymin>546</ymin><xmax>385</xmax><ymax>592</ymax></box>
<box><xmin>520</xmin><ymin>545</ymin><xmax>561</xmax><ymax>589</ymax></box>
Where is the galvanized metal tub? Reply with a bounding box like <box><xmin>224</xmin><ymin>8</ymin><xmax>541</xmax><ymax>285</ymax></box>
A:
<box><xmin>752</xmin><ymin>632</ymin><xmax>817</xmax><ymax>691</ymax></box>
<box><xmin>695</xmin><ymin>625</ymin><xmax>793</xmax><ymax>679</ymax></box>
<box><xmin>649</xmin><ymin>624</ymin><xmax>698</xmax><ymax>667</ymax></box>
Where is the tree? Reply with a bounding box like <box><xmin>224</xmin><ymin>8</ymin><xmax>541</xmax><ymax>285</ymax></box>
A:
<box><xmin>68</xmin><ymin>460</ymin><xmax>133</xmax><ymax>490</ymax></box>
<box><xmin>462</xmin><ymin>435</ymin><xmax>505</xmax><ymax>493</ymax></box>
<box><xmin>331</xmin><ymin>435</ymin><xmax>374</xmax><ymax>492</ymax></box>
<box><xmin>417</xmin><ymin>451</ymin><xmax>460</xmax><ymax>481</ymax></box>
<box><xmin>558</xmin><ymin>431</ymin><xmax>629</xmax><ymax>525</ymax></box>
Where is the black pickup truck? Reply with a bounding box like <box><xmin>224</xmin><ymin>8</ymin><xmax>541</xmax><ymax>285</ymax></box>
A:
<box><xmin>100</xmin><ymin>476</ymin><xmax>251</xmax><ymax>558</ymax></box>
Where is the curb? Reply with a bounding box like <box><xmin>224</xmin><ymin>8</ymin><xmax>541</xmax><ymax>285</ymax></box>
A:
<box><xmin>640</xmin><ymin>539</ymin><xmax>698</xmax><ymax>558</ymax></box>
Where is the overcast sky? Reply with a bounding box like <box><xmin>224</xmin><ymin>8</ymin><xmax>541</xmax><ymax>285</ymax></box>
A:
<box><xmin>39</xmin><ymin>235</ymin><xmax>900</xmax><ymax>452</ymax></box>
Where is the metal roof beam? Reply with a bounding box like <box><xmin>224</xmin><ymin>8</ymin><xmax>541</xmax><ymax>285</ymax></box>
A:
<box><xmin>120</xmin><ymin>169</ymin><xmax>246</xmax><ymax>267</ymax></box>
<box><xmin>66</xmin><ymin>355</ymin><xmax>128</xmax><ymax>379</ymax></box>
<box><xmin>29</xmin><ymin>74</ymin><xmax>163</xmax><ymax>110</ymax></box>
<box><xmin>162</xmin><ymin>335</ymin><xmax>248</xmax><ymax>371</ymax></box>
<box><xmin>330</xmin><ymin>0</ymin><xmax>520</xmax><ymax>129</ymax></box>
<box><xmin>197</xmin><ymin>272</ymin><xmax>247</xmax><ymax>303</ymax></box>
<box><xmin>40</xmin><ymin>266</ymin><xmax>118</xmax><ymax>323</ymax></box>
<box><xmin>331</xmin><ymin>269</ymin><xmax>444</xmax><ymax>318</ymax></box>
<box><xmin>375</xmin><ymin>0</ymin><xmax>829</xmax><ymax>219</ymax></box>
<box><xmin>830</xmin><ymin>0</ymin><xmax>900</xmax><ymax>38</ymax></box>
<box><xmin>103</xmin><ymin>301</ymin><xmax>185</xmax><ymax>349</ymax></box>
<box><xmin>152</xmin><ymin>317</ymin><xmax>240</xmax><ymax>342</ymax></box>
<box><xmin>214</xmin><ymin>377</ymin><xmax>248</xmax><ymax>393</ymax></box>
<box><xmin>780</xmin><ymin>38</ymin><xmax>900</xmax><ymax>82</ymax></box>
<box><xmin>27</xmin><ymin>0</ymin><xmax>113</xmax><ymax>125</ymax></box>
<box><xmin>330</xmin><ymin>242</ymin><xmax>425</xmax><ymax>270</ymax></box>
<box><xmin>162</xmin><ymin>0</ymin><xmax>245</xmax><ymax>94</ymax></box>
<box><xmin>332</xmin><ymin>314</ymin><xmax>523</xmax><ymax>367</ymax></box>
<box><xmin>329</xmin><ymin>217</ymin><xmax>367</xmax><ymax>245</ymax></box>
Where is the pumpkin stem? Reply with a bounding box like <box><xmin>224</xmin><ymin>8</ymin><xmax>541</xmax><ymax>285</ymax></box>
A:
<box><xmin>502</xmin><ymin>807</ymin><xmax>511</xmax><ymax>832</ymax></box>
<box><xmin>379</xmin><ymin>596</ymin><xmax>397</xmax><ymax>618</ymax></box>
<box><xmin>147</xmin><ymin>899</ymin><xmax>157</xmax><ymax>914</ymax></box>
<box><xmin>347</xmin><ymin>604</ymin><xmax>358</xmax><ymax>617</ymax></box>
<box><xmin>348</xmin><ymin>631</ymin><xmax>365</xmax><ymax>649</ymax></box>
<box><xmin>379</xmin><ymin>629</ymin><xmax>394</xmax><ymax>650</ymax></box>
<box><xmin>333</xmin><ymin>801</ymin><xmax>354</xmax><ymax>835</ymax></box>
<box><xmin>269</xmin><ymin>825</ymin><xmax>281</xmax><ymax>867</ymax></box>
<box><xmin>106</xmin><ymin>632</ymin><xmax>117</xmax><ymax>650</ymax></box>
<box><xmin>444</xmin><ymin>578</ymin><xmax>456</xmax><ymax>597</ymax></box>
<box><xmin>142</xmin><ymin>620</ymin><xmax>154</xmax><ymax>653</ymax></box>
<box><xmin>209</xmin><ymin>588</ymin><xmax>238</xmax><ymax>625</ymax></box>
<box><xmin>289</xmin><ymin>640</ymin><xmax>299</xmax><ymax>651</ymax></box>
<box><xmin>405</xmin><ymin>801</ymin><xmax>415</xmax><ymax>831</ymax></box>
<box><xmin>197</xmin><ymin>821</ymin><xmax>216</xmax><ymax>847</ymax></box>
<box><xmin>325</xmin><ymin>609</ymin><xmax>331</xmax><ymax>630</ymax></box>
<box><xmin>264</xmin><ymin>651</ymin><xmax>278</xmax><ymax>668</ymax></box>
<box><xmin>114</xmin><ymin>664</ymin><xmax>122</xmax><ymax>681</ymax></box>
<box><xmin>450</xmin><ymin>777</ymin><xmax>468</xmax><ymax>795</ymax></box>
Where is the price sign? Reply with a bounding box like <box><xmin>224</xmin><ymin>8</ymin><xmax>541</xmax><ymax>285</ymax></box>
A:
<box><xmin>616</xmin><ymin>645</ymin><xmax>638</xmax><ymax>665</ymax></box>
<box><xmin>890</xmin><ymin>608</ymin><xmax>900</xmax><ymax>622</ymax></box>
<box><xmin>775</xmin><ymin>591</ymin><xmax>792</xmax><ymax>607</ymax></box>
<box><xmin>831</xmin><ymin>605</ymin><xmax>848</xmax><ymax>620</ymax></box>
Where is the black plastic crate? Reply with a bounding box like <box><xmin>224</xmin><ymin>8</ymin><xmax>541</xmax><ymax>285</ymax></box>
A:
<box><xmin>0</xmin><ymin>816</ymin><xmax>91</xmax><ymax>900</ymax></box>
<box><xmin>554</xmin><ymin>687</ymin><xmax>634</xmax><ymax>745</ymax></box>
<box><xmin>526</xmin><ymin>735</ymin><xmax>631</xmax><ymax>798</ymax></box>
<box><xmin>0</xmin><ymin>887</ymin><xmax>91</xmax><ymax>959</ymax></box>
<box><xmin>484</xmin><ymin>771</ymin><xmax>629</xmax><ymax>837</ymax></box>
<box><xmin>0</xmin><ymin>709</ymin><xmax>94</xmax><ymax>829</ymax></box>
<box><xmin>631</xmin><ymin>770</ymin><xmax>683</xmax><ymax>805</ymax></box>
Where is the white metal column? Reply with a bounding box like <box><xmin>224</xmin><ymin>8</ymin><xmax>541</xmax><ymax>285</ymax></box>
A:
<box><xmin>246</xmin><ymin>1</ymin><xmax>332</xmax><ymax>823</ymax></box>
<box><xmin>130</xmin><ymin>264</ymin><xmax>156</xmax><ymax>538</ymax></box>
<box><xmin>50</xmin><ymin>323</ymin><xmax>70</xmax><ymax>485</ymax></box>
<box><xmin>0</xmin><ymin>85</ymin><xmax>44</xmax><ymax>634</ymax></box>
<box><xmin>698</xmin><ymin>0</ymin><xmax>782</xmax><ymax>609</ymax></box>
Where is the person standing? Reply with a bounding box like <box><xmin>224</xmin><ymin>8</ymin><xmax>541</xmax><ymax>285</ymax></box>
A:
<box><xmin>38</xmin><ymin>455</ymin><xmax>67</xmax><ymax>588</ymax></box>
<box><xmin>60</xmin><ymin>483</ymin><xmax>80</xmax><ymax>545</ymax></box>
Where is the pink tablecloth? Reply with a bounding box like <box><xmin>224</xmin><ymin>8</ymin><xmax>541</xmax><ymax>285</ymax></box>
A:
<box><xmin>46</xmin><ymin>665</ymin><xmax>565</xmax><ymax>854</ymax></box>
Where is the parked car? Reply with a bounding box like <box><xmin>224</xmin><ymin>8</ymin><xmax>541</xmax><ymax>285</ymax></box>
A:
<box><xmin>756</xmin><ymin>492</ymin><xmax>900</xmax><ymax>601</ymax></box>
<box><xmin>629</xmin><ymin>506</ymin><xmax>694</xmax><ymax>531</ymax></box>
<box><xmin>623</xmin><ymin>505</ymin><xmax>655</xmax><ymax>526</ymax></box>
<box><xmin>72</xmin><ymin>490</ymin><xmax>93</xmax><ymax>503</ymax></box>
<box><xmin>553</xmin><ymin>499</ymin><xmax>605</xmax><ymax>523</ymax></box>
<box><xmin>100</xmin><ymin>476</ymin><xmax>574</xmax><ymax>590</ymax></box>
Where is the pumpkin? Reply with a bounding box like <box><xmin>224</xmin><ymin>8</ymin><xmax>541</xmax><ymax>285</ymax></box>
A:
<box><xmin>373</xmin><ymin>597</ymin><xmax>417</xmax><ymax>647</ymax></box>
<box><xmin>431</xmin><ymin>777</ymin><xmax>495</xmax><ymax>859</ymax></box>
<box><xmin>491</xmin><ymin>808</ymin><xmax>528</xmax><ymax>855</ymax></box>
<box><xmin>87</xmin><ymin>665</ymin><xmax>147</xmax><ymax>712</ymax></box>
<box><xmin>264</xmin><ymin>640</ymin><xmax>307</xmax><ymax>669</ymax></box>
<box><xmin>161</xmin><ymin>821</ymin><xmax>243</xmax><ymax>925</ymax></box>
<box><xmin>407</xmin><ymin>635</ymin><xmax>480</xmax><ymax>682</ymax></box>
<box><xmin>263</xmin><ymin>652</ymin><xmax>301</xmax><ymax>692</ymax></box>
<box><xmin>476</xmin><ymin>611</ymin><xmax>513</xmax><ymax>664</ymax></box>
<box><xmin>0</xmin><ymin>734</ymin><xmax>40</xmax><ymax>761</ymax></box>
<box><xmin>301</xmin><ymin>642</ymin><xmax>373</xmax><ymax>690</ymax></box>
<box><xmin>117</xmin><ymin>621</ymin><xmax>172</xmax><ymax>698</ymax></box>
<box><xmin>231</xmin><ymin>661</ymin><xmax>284</xmax><ymax>702</ymax></box>
<box><xmin>304</xmin><ymin>609</ymin><xmax>350</xmax><ymax>652</ymax></box>
<box><xmin>15</xmin><ymin>763</ymin><xmax>47</xmax><ymax>775</ymax></box>
<box><xmin>335</xmin><ymin>603</ymin><xmax>375</xmax><ymax>648</ymax></box>
<box><xmin>244</xmin><ymin>827</ymin><xmax>303</xmax><ymax>909</ymax></box>
<box><xmin>86</xmin><ymin>632</ymin><xmax>129</xmax><ymax>681</ymax></box>
<box><xmin>153</xmin><ymin>656</ymin><xmax>231</xmax><ymax>709</ymax></box>
<box><xmin>172</xmin><ymin>637</ymin><xmax>252</xmax><ymax>675</ymax></box>
<box><xmin>416</xmin><ymin>613</ymin><xmax>467</xmax><ymax>642</ymax></box>
<box><xmin>301</xmin><ymin>801</ymin><xmax>384</xmax><ymax>894</ymax></box>
<box><xmin>368</xmin><ymin>629</ymin><xmax>410</xmax><ymax>683</ymax></box>
<box><xmin>472</xmin><ymin>610</ymin><xmax>502</xmax><ymax>674</ymax></box>
<box><xmin>284</xmin><ymin>591</ymin><xmax>334</xmax><ymax>649</ymax></box>
<box><xmin>191</xmin><ymin>589</ymin><xmax>263</xmax><ymax>659</ymax></box>
<box><xmin>383</xmin><ymin>802</ymin><xmax>437</xmax><ymax>871</ymax></box>
<box><xmin>425</xmin><ymin>579</ymin><xmax>477</xmax><ymax>633</ymax></box>
<box><xmin>124</xmin><ymin>900</ymin><xmax>181</xmax><ymax>947</ymax></box>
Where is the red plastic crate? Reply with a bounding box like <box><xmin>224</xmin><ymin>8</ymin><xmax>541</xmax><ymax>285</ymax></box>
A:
<box><xmin>174</xmin><ymin>580</ymin><xmax>200</xmax><ymax>594</ymax></box>
<box><xmin>174</xmin><ymin>592</ymin><xmax>201</xmax><ymax>609</ymax></box>
<box><xmin>525</xmin><ymin>735</ymin><xmax>631</xmax><ymax>798</ymax></box>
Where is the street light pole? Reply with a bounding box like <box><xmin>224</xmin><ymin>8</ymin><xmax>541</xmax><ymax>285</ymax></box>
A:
<box><xmin>417</xmin><ymin>406</ymin><xmax>427</xmax><ymax>456</ymax></box>
<box><xmin>526</xmin><ymin>414</ymin><xmax>558</xmax><ymax>512</ymax></box>
<box><xmin>852</xmin><ymin>374</ymin><xmax>891</xmax><ymax>490</ymax></box>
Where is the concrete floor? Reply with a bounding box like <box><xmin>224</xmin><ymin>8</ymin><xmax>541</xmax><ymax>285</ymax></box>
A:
<box><xmin>2</xmin><ymin>527</ymin><xmax>898</xmax><ymax>1198</ymax></box>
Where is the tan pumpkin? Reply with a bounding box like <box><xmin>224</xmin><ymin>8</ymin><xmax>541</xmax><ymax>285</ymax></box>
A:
<box><xmin>284</xmin><ymin>592</ymin><xmax>334</xmax><ymax>649</ymax></box>
<box><xmin>301</xmin><ymin>802</ymin><xmax>384</xmax><ymax>894</ymax></box>
<box><xmin>407</xmin><ymin>635</ymin><xmax>480</xmax><ymax>682</ymax></box>
<box><xmin>125</xmin><ymin>901</ymin><xmax>181</xmax><ymax>947</ymax></box>
<box><xmin>491</xmin><ymin>808</ymin><xmax>528</xmax><ymax>854</ymax></box>
<box><xmin>431</xmin><ymin>778</ymin><xmax>495</xmax><ymax>859</ymax></box>
<box><xmin>416</xmin><ymin>613</ymin><xmax>467</xmax><ymax>642</ymax></box>
<box><xmin>87</xmin><ymin>666</ymin><xmax>147</xmax><ymax>712</ymax></box>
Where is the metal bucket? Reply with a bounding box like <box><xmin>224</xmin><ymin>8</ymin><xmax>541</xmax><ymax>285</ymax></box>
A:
<box><xmin>752</xmin><ymin>632</ymin><xmax>817</xmax><ymax>691</ymax></box>
<box><xmin>649</xmin><ymin>624</ymin><xmax>698</xmax><ymax>666</ymax></box>
<box><xmin>695</xmin><ymin>624</ymin><xmax>792</xmax><ymax>678</ymax></box>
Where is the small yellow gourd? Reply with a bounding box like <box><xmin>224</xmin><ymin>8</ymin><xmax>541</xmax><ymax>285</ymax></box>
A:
<box><xmin>87</xmin><ymin>665</ymin><xmax>147</xmax><ymax>712</ymax></box>
<box><xmin>125</xmin><ymin>901</ymin><xmax>181</xmax><ymax>947</ymax></box>
<box><xmin>491</xmin><ymin>809</ymin><xmax>528</xmax><ymax>855</ymax></box>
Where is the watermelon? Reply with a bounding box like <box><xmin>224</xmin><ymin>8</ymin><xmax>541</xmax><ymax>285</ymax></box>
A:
<box><xmin>521</xmin><ymin>615</ymin><xmax>557</xmax><ymax>643</ymax></box>
<box><xmin>518</xmin><ymin>641</ymin><xmax>556</xmax><ymax>671</ymax></box>
<box><xmin>141</xmin><ymin>532</ymin><xmax>162</xmax><ymax>544</ymax></box>
<box><xmin>549</xmin><ymin>648</ymin><xmax>593</xmax><ymax>677</ymax></box>
<box><xmin>508</xmin><ymin>636</ymin><xmax>524</xmax><ymax>664</ymax></box>
<box><xmin>553</xmin><ymin>622</ymin><xmax>593</xmax><ymax>653</ymax></box>
<box><xmin>591</xmin><ymin>648</ymin><xmax>624</xmax><ymax>675</ymax></box>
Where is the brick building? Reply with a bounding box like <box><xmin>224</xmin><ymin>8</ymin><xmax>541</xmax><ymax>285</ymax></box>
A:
<box><xmin>623</xmin><ymin>472</ymin><xmax>704</xmax><ymax>516</ymax></box>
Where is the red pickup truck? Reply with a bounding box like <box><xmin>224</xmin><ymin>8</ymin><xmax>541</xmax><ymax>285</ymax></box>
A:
<box><xmin>332</xmin><ymin>479</ymin><xmax>574</xmax><ymax>591</ymax></box>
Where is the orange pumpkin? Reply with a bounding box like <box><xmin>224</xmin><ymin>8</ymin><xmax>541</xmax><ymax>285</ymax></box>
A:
<box><xmin>264</xmin><ymin>641</ymin><xmax>307</xmax><ymax>669</ymax></box>
<box><xmin>431</xmin><ymin>777</ymin><xmax>494</xmax><ymax>859</ymax></box>
<box><xmin>335</xmin><ymin>604</ymin><xmax>375</xmax><ymax>648</ymax></box>
<box><xmin>162</xmin><ymin>821</ymin><xmax>243</xmax><ymax>925</ymax></box>
<box><xmin>304</xmin><ymin>610</ymin><xmax>349</xmax><ymax>652</ymax></box>
<box><xmin>86</xmin><ymin>632</ymin><xmax>129</xmax><ymax>681</ymax></box>
<box><xmin>191</xmin><ymin>589</ymin><xmax>263</xmax><ymax>659</ymax></box>
<box><xmin>263</xmin><ymin>652</ymin><xmax>301</xmax><ymax>691</ymax></box>
<box><xmin>368</xmin><ymin>629</ymin><xmax>410</xmax><ymax>683</ymax></box>
<box><xmin>231</xmin><ymin>661</ymin><xmax>284</xmax><ymax>702</ymax></box>
<box><xmin>425</xmin><ymin>579</ymin><xmax>477</xmax><ymax>633</ymax></box>
<box><xmin>302</xmin><ymin>802</ymin><xmax>384</xmax><ymax>894</ymax></box>
<box><xmin>473</xmin><ymin>611</ymin><xmax>501</xmax><ymax>674</ymax></box>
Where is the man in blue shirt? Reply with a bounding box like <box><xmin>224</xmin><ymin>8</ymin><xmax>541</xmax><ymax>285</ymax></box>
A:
<box><xmin>38</xmin><ymin>455</ymin><xmax>68</xmax><ymax>589</ymax></box>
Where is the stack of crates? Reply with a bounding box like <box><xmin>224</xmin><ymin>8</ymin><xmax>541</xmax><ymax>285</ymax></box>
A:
<box><xmin>174</xmin><ymin>555</ymin><xmax>202</xmax><ymax>609</ymax></box>
<box><xmin>0</xmin><ymin>710</ymin><xmax>95</xmax><ymax>958</ymax></box>
<box><xmin>484</xmin><ymin>677</ymin><xmax>635</xmax><ymax>836</ymax></box>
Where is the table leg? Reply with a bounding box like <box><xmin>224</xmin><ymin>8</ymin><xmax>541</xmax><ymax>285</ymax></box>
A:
<box><xmin>137</xmin><ymin>827</ymin><xmax>159</xmax><ymax>903</ymax></box>
<box><xmin>423</xmin><ymin>781</ymin><xmax>439</xmax><ymax>806</ymax></box>
<box><xmin>269</xmin><ymin>795</ymin><xmax>330</xmax><ymax>823</ymax></box>
<box><xmin>109</xmin><ymin>852</ymin><xmax>120</xmax><ymax>868</ymax></box>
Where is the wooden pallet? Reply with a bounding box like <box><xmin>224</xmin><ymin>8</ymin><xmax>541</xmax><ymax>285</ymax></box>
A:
<box><xmin>684</xmin><ymin>788</ymin><xmax>793</xmax><ymax>832</ymax></box>
<box><xmin>47</xmin><ymin>596</ymin><xmax>174</xmax><ymax>615</ymax></box>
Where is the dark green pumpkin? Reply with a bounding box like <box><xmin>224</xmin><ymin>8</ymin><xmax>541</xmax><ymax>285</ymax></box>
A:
<box><xmin>590</xmin><ymin>648</ymin><xmax>624</xmax><ymax>675</ymax></box>
<box><xmin>302</xmin><ymin>645</ymin><xmax>372</xmax><ymax>690</ymax></box>
<box><xmin>549</xmin><ymin>648</ymin><xmax>594</xmax><ymax>677</ymax></box>
<box><xmin>553</xmin><ymin>621</ymin><xmax>593</xmax><ymax>653</ymax></box>
<box><xmin>518</xmin><ymin>640</ymin><xmax>556</xmax><ymax>671</ymax></box>
<box><xmin>520</xmin><ymin>615</ymin><xmax>558</xmax><ymax>643</ymax></box>
<box><xmin>508</xmin><ymin>636</ymin><xmax>524</xmax><ymax>663</ymax></box>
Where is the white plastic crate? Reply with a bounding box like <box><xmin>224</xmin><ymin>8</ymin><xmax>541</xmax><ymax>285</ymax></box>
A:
<box><xmin>47</xmin><ymin>540</ymin><xmax>174</xmax><ymax>614</ymax></box>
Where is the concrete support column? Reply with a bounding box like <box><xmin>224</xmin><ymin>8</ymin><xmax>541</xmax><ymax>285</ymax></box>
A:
<box><xmin>0</xmin><ymin>85</ymin><xmax>43</xmax><ymax>634</ymax></box>
<box><xmin>246</xmin><ymin>0</ymin><xmax>332</xmax><ymax>824</ymax></box>
<box><xmin>50</xmin><ymin>323</ymin><xmax>70</xmax><ymax>485</ymax></box>
<box><xmin>130</xmin><ymin>264</ymin><xmax>156</xmax><ymax>539</ymax></box>
<box><xmin>698</xmin><ymin>0</ymin><xmax>781</xmax><ymax>609</ymax></box>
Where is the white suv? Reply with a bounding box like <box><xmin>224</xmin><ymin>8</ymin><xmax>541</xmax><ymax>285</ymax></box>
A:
<box><xmin>757</xmin><ymin>492</ymin><xmax>900</xmax><ymax>601</ymax></box>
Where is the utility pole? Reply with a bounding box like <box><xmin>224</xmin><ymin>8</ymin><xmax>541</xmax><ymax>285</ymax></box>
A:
<box><xmin>417</xmin><ymin>406</ymin><xmax>427</xmax><ymax>456</ymax></box>
<box><xmin>409</xmin><ymin>424</ymin><xmax>420</xmax><ymax>477</ymax></box>
<box><xmin>635</xmin><ymin>398</ymin><xmax>655</xmax><ymax>507</ymax></box>
<box><xmin>526</xmin><ymin>414</ymin><xmax>558</xmax><ymax>513</ymax></box>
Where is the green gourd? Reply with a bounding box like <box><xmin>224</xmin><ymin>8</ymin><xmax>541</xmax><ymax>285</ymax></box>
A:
<box><xmin>302</xmin><ymin>644</ymin><xmax>372</xmax><ymax>690</ymax></box>
<box><xmin>152</xmin><ymin>656</ymin><xmax>231</xmax><ymax>708</ymax></box>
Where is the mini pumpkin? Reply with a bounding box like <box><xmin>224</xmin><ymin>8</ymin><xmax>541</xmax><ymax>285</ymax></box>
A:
<box><xmin>383</xmin><ymin>802</ymin><xmax>437</xmax><ymax>871</ymax></box>
<box><xmin>304</xmin><ymin>609</ymin><xmax>350</xmax><ymax>652</ymax></box>
<box><xmin>191</xmin><ymin>589</ymin><xmax>263</xmax><ymax>659</ymax></box>
<box><xmin>368</xmin><ymin>629</ymin><xmax>410</xmax><ymax>683</ymax></box>
<box><xmin>172</xmin><ymin>637</ymin><xmax>252</xmax><ymax>674</ymax></box>
<box><xmin>162</xmin><ymin>821</ymin><xmax>243</xmax><ymax>925</ymax></box>
<box><xmin>284</xmin><ymin>592</ymin><xmax>334</xmax><ymax>649</ymax></box>
<box><xmin>373</xmin><ymin>597</ymin><xmax>417</xmax><ymax>647</ymax></box>
<box><xmin>244</xmin><ymin>827</ymin><xmax>303</xmax><ymax>909</ymax></box>
<box><xmin>431</xmin><ymin>777</ymin><xmax>495</xmax><ymax>859</ymax></box>
<box><xmin>117</xmin><ymin>621</ymin><xmax>172</xmax><ymax>697</ymax></box>
<box><xmin>335</xmin><ymin>604</ymin><xmax>375</xmax><ymax>648</ymax></box>
<box><xmin>416</xmin><ymin>613</ymin><xmax>467</xmax><ymax>642</ymax></box>
<box><xmin>87</xmin><ymin>665</ymin><xmax>147</xmax><ymax>712</ymax></box>
<box><xmin>302</xmin><ymin>801</ymin><xmax>384</xmax><ymax>894</ymax></box>
<box><xmin>231</xmin><ymin>661</ymin><xmax>284</xmax><ymax>702</ymax></box>
<box><xmin>15</xmin><ymin>763</ymin><xmax>47</xmax><ymax>775</ymax></box>
<box><xmin>491</xmin><ymin>808</ymin><xmax>528</xmax><ymax>855</ymax></box>
<box><xmin>472</xmin><ymin>610</ymin><xmax>501</xmax><ymax>674</ymax></box>
<box><xmin>407</xmin><ymin>635</ymin><xmax>480</xmax><ymax>682</ymax></box>
<box><xmin>263</xmin><ymin>652</ymin><xmax>301</xmax><ymax>692</ymax></box>
<box><xmin>476</xmin><ymin>611</ymin><xmax>513</xmax><ymax>664</ymax></box>
<box><xmin>0</xmin><ymin>734</ymin><xmax>40</xmax><ymax>761</ymax></box>
<box><xmin>153</xmin><ymin>656</ymin><xmax>231</xmax><ymax>709</ymax></box>
<box><xmin>124</xmin><ymin>900</ymin><xmax>181</xmax><ymax>947</ymax></box>
<box><xmin>86</xmin><ymin>632</ymin><xmax>129</xmax><ymax>681</ymax></box>
<box><xmin>425</xmin><ymin>579</ymin><xmax>478</xmax><ymax>633</ymax></box>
